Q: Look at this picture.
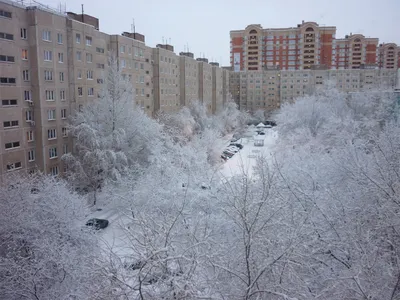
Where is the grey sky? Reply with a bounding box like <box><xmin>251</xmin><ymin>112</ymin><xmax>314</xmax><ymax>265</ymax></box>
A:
<box><xmin>41</xmin><ymin>0</ymin><xmax>399</xmax><ymax>66</ymax></box>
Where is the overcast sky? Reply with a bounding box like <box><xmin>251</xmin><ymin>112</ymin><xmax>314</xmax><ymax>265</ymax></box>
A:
<box><xmin>40</xmin><ymin>0</ymin><xmax>400</xmax><ymax>66</ymax></box>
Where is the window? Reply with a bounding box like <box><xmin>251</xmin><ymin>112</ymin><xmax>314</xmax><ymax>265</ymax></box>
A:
<box><xmin>141</xmin><ymin>88</ymin><xmax>144</xmax><ymax>96</ymax></box>
<box><xmin>63</xmin><ymin>144</ymin><xmax>68</xmax><ymax>154</ymax></box>
<box><xmin>3</xmin><ymin>120</ymin><xmax>18</xmax><ymax>128</ymax></box>
<box><xmin>50</xmin><ymin>166</ymin><xmax>59</xmax><ymax>176</ymax></box>
<box><xmin>60</xmin><ymin>90</ymin><xmax>65</xmax><ymax>101</ymax></box>
<box><xmin>22</xmin><ymin>49</ymin><xmax>28</xmax><ymax>60</ymax></box>
<box><xmin>76</xmin><ymin>51</ymin><xmax>82</xmax><ymax>61</ymax></box>
<box><xmin>28</xmin><ymin>149</ymin><xmax>35</xmax><ymax>162</ymax></box>
<box><xmin>57</xmin><ymin>33</ymin><xmax>63</xmax><ymax>44</ymax></box>
<box><xmin>0</xmin><ymin>77</ymin><xmax>16</xmax><ymax>84</ymax></box>
<box><xmin>20</xmin><ymin>28</ymin><xmax>27</xmax><ymax>39</ymax></box>
<box><xmin>135</xmin><ymin>62</ymin><xmax>138</xmax><ymax>70</ymax></box>
<box><xmin>2</xmin><ymin>99</ymin><xmax>17</xmax><ymax>106</ymax></box>
<box><xmin>26</xmin><ymin>131</ymin><xmax>34</xmax><ymax>142</ymax></box>
<box><xmin>120</xmin><ymin>59</ymin><xmax>126</xmax><ymax>68</ymax></box>
<box><xmin>7</xmin><ymin>162</ymin><xmax>22</xmax><ymax>171</ymax></box>
<box><xmin>48</xmin><ymin>109</ymin><xmax>56</xmax><ymax>120</ymax></box>
<box><xmin>0</xmin><ymin>9</ymin><xmax>12</xmax><ymax>18</ymax></box>
<box><xmin>96</xmin><ymin>47</ymin><xmax>105</xmax><ymax>53</ymax></box>
<box><xmin>48</xmin><ymin>128</ymin><xmax>57</xmax><ymax>139</ymax></box>
<box><xmin>78</xmin><ymin>87</ymin><xmax>83</xmax><ymax>96</ymax></box>
<box><xmin>45</xmin><ymin>90</ymin><xmax>55</xmax><ymax>101</ymax></box>
<box><xmin>23</xmin><ymin>70</ymin><xmax>29</xmax><ymax>81</ymax></box>
<box><xmin>0</xmin><ymin>32</ymin><xmax>13</xmax><ymax>40</ymax></box>
<box><xmin>97</xmin><ymin>78</ymin><xmax>104</xmax><ymax>84</ymax></box>
<box><xmin>87</xmin><ymin>70</ymin><xmax>93</xmax><ymax>79</ymax></box>
<box><xmin>59</xmin><ymin>72</ymin><xmax>64</xmax><ymax>82</ymax></box>
<box><xmin>44</xmin><ymin>70</ymin><xmax>53</xmax><ymax>81</ymax></box>
<box><xmin>58</xmin><ymin>52</ymin><xmax>64</xmax><ymax>63</ymax></box>
<box><xmin>5</xmin><ymin>141</ymin><xmax>20</xmax><ymax>150</ymax></box>
<box><xmin>26</xmin><ymin>110</ymin><xmax>33</xmax><ymax>121</ymax></box>
<box><xmin>76</xmin><ymin>33</ymin><xmax>81</xmax><ymax>44</ymax></box>
<box><xmin>42</xmin><ymin>30</ymin><xmax>51</xmax><ymax>41</ymax></box>
<box><xmin>61</xmin><ymin>109</ymin><xmax>66</xmax><ymax>119</ymax></box>
<box><xmin>96</xmin><ymin>63</ymin><xmax>104</xmax><ymax>69</ymax></box>
<box><xmin>87</xmin><ymin>87</ymin><xmax>94</xmax><ymax>96</ymax></box>
<box><xmin>140</xmin><ymin>63</ymin><xmax>144</xmax><ymax>69</ymax></box>
<box><xmin>120</xmin><ymin>45</ymin><xmax>125</xmax><ymax>53</ymax></box>
<box><xmin>77</xmin><ymin>69</ymin><xmax>82</xmax><ymax>79</ymax></box>
<box><xmin>49</xmin><ymin>147</ymin><xmax>57</xmax><ymax>159</ymax></box>
<box><xmin>62</xmin><ymin>127</ymin><xmax>67</xmax><ymax>137</ymax></box>
<box><xmin>86</xmin><ymin>53</ymin><xmax>92</xmax><ymax>63</ymax></box>
<box><xmin>24</xmin><ymin>90</ymin><xmax>31</xmax><ymax>101</ymax></box>
<box><xmin>86</xmin><ymin>36</ymin><xmax>92</xmax><ymax>46</ymax></box>
<box><xmin>44</xmin><ymin>50</ymin><xmax>52</xmax><ymax>61</ymax></box>
<box><xmin>0</xmin><ymin>55</ymin><xmax>15</xmax><ymax>62</ymax></box>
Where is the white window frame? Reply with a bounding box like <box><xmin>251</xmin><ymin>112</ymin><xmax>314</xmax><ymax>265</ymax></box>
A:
<box><xmin>57</xmin><ymin>33</ymin><xmax>63</xmax><ymax>44</ymax></box>
<box><xmin>48</xmin><ymin>128</ymin><xmax>57</xmax><ymax>140</ymax></box>
<box><xmin>61</xmin><ymin>108</ymin><xmax>66</xmax><ymax>119</ymax></box>
<box><xmin>42</xmin><ymin>30</ymin><xmax>51</xmax><ymax>42</ymax></box>
<box><xmin>22</xmin><ymin>70</ymin><xmax>29</xmax><ymax>81</ymax></box>
<box><xmin>49</xmin><ymin>147</ymin><xmax>58</xmax><ymax>159</ymax></box>
<box><xmin>44</xmin><ymin>50</ymin><xmax>52</xmax><ymax>61</ymax></box>
<box><xmin>48</xmin><ymin>109</ymin><xmax>56</xmax><ymax>120</ymax></box>
<box><xmin>28</xmin><ymin>149</ymin><xmax>35</xmax><ymax>162</ymax></box>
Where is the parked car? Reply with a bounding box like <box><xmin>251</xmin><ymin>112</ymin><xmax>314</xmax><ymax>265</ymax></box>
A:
<box><xmin>222</xmin><ymin>151</ymin><xmax>235</xmax><ymax>158</ymax></box>
<box><xmin>230</xmin><ymin>143</ymin><xmax>243</xmax><ymax>149</ymax></box>
<box><xmin>86</xmin><ymin>218</ymin><xmax>109</xmax><ymax>230</ymax></box>
<box><xmin>226</xmin><ymin>146</ymin><xmax>239</xmax><ymax>153</ymax></box>
<box><xmin>258</xmin><ymin>132</ymin><xmax>266</xmax><ymax>135</ymax></box>
<box><xmin>221</xmin><ymin>154</ymin><xmax>228</xmax><ymax>160</ymax></box>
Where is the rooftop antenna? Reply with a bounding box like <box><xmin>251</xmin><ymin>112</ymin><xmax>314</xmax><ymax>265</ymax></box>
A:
<box><xmin>187</xmin><ymin>43</ymin><xmax>189</xmax><ymax>53</ymax></box>
<box><xmin>81</xmin><ymin>4</ymin><xmax>84</xmax><ymax>23</ymax></box>
<box><xmin>162</xmin><ymin>36</ymin><xmax>164</xmax><ymax>44</ymax></box>
<box><xmin>169</xmin><ymin>37</ymin><xmax>171</xmax><ymax>45</ymax></box>
<box><xmin>132</xmin><ymin>18</ymin><xmax>135</xmax><ymax>34</ymax></box>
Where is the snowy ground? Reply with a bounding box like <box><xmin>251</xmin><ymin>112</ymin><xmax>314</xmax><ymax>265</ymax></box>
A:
<box><xmin>88</xmin><ymin>125</ymin><xmax>278</xmax><ymax>258</ymax></box>
<box><xmin>218</xmin><ymin>126</ymin><xmax>278</xmax><ymax>179</ymax></box>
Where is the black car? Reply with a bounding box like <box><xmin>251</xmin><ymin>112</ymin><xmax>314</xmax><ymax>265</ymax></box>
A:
<box><xmin>86</xmin><ymin>218</ymin><xmax>109</xmax><ymax>230</ymax></box>
<box><xmin>223</xmin><ymin>151</ymin><xmax>235</xmax><ymax>158</ymax></box>
<box><xmin>258</xmin><ymin>132</ymin><xmax>265</xmax><ymax>135</ymax></box>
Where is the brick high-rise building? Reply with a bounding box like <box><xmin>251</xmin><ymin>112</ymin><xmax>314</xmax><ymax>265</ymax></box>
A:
<box><xmin>230</xmin><ymin>21</ymin><xmax>336</xmax><ymax>71</ymax></box>
<box><xmin>334</xmin><ymin>34</ymin><xmax>378</xmax><ymax>69</ymax></box>
<box><xmin>378</xmin><ymin>43</ymin><xmax>399</xmax><ymax>69</ymax></box>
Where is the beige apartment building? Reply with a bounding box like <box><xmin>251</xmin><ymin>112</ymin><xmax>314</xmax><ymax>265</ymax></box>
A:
<box><xmin>179</xmin><ymin>52</ymin><xmax>199</xmax><ymax>107</ymax></box>
<box><xmin>0</xmin><ymin>0</ymin><xmax>229</xmax><ymax>181</ymax></box>
<box><xmin>152</xmin><ymin>44</ymin><xmax>181</xmax><ymax>114</ymax></box>
<box><xmin>230</xmin><ymin>69</ymin><xmax>398</xmax><ymax>113</ymax></box>
<box><xmin>197</xmin><ymin>59</ymin><xmax>213</xmax><ymax>112</ymax></box>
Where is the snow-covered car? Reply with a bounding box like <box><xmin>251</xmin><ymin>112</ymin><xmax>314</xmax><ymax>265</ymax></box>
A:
<box><xmin>226</xmin><ymin>146</ymin><xmax>239</xmax><ymax>153</ymax></box>
<box><xmin>86</xmin><ymin>218</ymin><xmax>109</xmax><ymax>230</ymax></box>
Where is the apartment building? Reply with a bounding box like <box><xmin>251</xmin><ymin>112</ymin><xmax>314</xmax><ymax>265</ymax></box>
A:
<box><xmin>109</xmin><ymin>33</ymin><xmax>154</xmax><ymax>115</ymax></box>
<box><xmin>0</xmin><ymin>0</ymin><xmax>230</xmax><ymax>181</ymax></box>
<box><xmin>378</xmin><ymin>43</ymin><xmax>400</xmax><ymax>69</ymax></box>
<box><xmin>197</xmin><ymin>58</ymin><xmax>213</xmax><ymax>112</ymax></box>
<box><xmin>230</xmin><ymin>69</ymin><xmax>398</xmax><ymax>113</ymax></box>
<box><xmin>152</xmin><ymin>44</ymin><xmax>181</xmax><ymax>114</ymax></box>
<box><xmin>230</xmin><ymin>22</ymin><xmax>400</xmax><ymax>71</ymax></box>
<box><xmin>0</xmin><ymin>1</ymin><xmax>71</xmax><ymax>178</ymax></box>
<box><xmin>211</xmin><ymin>64</ymin><xmax>223</xmax><ymax>113</ymax></box>
<box><xmin>230</xmin><ymin>21</ymin><xmax>336</xmax><ymax>71</ymax></box>
<box><xmin>334</xmin><ymin>34</ymin><xmax>378</xmax><ymax>69</ymax></box>
<box><xmin>179</xmin><ymin>52</ymin><xmax>199</xmax><ymax>107</ymax></box>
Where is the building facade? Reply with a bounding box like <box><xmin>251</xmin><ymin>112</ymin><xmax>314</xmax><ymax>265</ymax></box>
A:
<box><xmin>0</xmin><ymin>0</ymin><xmax>229</xmax><ymax>181</ymax></box>
<box><xmin>231</xmin><ymin>22</ymin><xmax>399</xmax><ymax>71</ymax></box>
<box><xmin>230</xmin><ymin>22</ymin><xmax>336</xmax><ymax>71</ymax></box>
<box><xmin>378</xmin><ymin>43</ymin><xmax>400</xmax><ymax>69</ymax></box>
<box><xmin>230</xmin><ymin>69</ymin><xmax>398</xmax><ymax>113</ymax></box>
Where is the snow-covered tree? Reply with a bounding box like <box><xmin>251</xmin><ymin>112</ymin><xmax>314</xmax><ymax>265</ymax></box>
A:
<box><xmin>63</xmin><ymin>55</ymin><xmax>163</xmax><ymax>204</ymax></box>
<box><xmin>0</xmin><ymin>174</ymin><xmax>108</xmax><ymax>300</ymax></box>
